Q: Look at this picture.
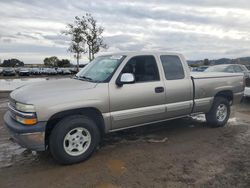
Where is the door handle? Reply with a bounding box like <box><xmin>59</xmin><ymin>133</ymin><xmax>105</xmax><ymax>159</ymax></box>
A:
<box><xmin>155</xmin><ymin>87</ymin><xmax>164</xmax><ymax>93</ymax></box>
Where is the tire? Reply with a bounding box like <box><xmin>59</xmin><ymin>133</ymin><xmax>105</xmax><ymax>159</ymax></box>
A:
<box><xmin>205</xmin><ymin>97</ymin><xmax>230</xmax><ymax>128</ymax></box>
<box><xmin>49</xmin><ymin>115</ymin><xmax>100</xmax><ymax>165</ymax></box>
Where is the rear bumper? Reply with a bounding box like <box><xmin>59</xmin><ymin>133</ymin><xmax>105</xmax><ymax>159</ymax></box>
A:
<box><xmin>233</xmin><ymin>92</ymin><xmax>244</xmax><ymax>104</ymax></box>
<box><xmin>244</xmin><ymin>87</ymin><xmax>250</xmax><ymax>97</ymax></box>
<box><xmin>4</xmin><ymin>111</ymin><xmax>46</xmax><ymax>151</ymax></box>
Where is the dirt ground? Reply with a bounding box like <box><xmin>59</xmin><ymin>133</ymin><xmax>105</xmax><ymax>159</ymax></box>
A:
<box><xmin>0</xmin><ymin>96</ymin><xmax>250</xmax><ymax>188</ymax></box>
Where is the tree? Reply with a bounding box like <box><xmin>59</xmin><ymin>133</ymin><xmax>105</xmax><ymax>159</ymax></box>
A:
<box><xmin>204</xmin><ymin>59</ymin><xmax>210</xmax><ymax>66</ymax></box>
<box><xmin>63</xmin><ymin>17</ymin><xmax>87</xmax><ymax>71</ymax></box>
<box><xmin>57</xmin><ymin>59</ymin><xmax>71</xmax><ymax>67</ymax></box>
<box><xmin>44</xmin><ymin>56</ymin><xmax>59</xmax><ymax>67</ymax></box>
<box><xmin>2</xmin><ymin>59</ymin><xmax>24</xmax><ymax>67</ymax></box>
<box><xmin>81</xmin><ymin>13</ymin><xmax>108</xmax><ymax>61</ymax></box>
<box><xmin>63</xmin><ymin>13</ymin><xmax>108</xmax><ymax>71</ymax></box>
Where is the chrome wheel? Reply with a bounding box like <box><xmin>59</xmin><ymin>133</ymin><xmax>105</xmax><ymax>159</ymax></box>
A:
<box><xmin>216</xmin><ymin>104</ymin><xmax>227</xmax><ymax>122</ymax></box>
<box><xmin>63</xmin><ymin>127</ymin><xmax>91</xmax><ymax>156</ymax></box>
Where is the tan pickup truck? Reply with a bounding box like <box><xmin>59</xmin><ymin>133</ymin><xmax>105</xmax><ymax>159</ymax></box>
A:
<box><xmin>4</xmin><ymin>52</ymin><xmax>244</xmax><ymax>164</ymax></box>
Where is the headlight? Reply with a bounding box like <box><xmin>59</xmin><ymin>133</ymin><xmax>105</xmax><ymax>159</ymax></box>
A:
<box><xmin>16</xmin><ymin>102</ymin><xmax>36</xmax><ymax>112</ymax></box>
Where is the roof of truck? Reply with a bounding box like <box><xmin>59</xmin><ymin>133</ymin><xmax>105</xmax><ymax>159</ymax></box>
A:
<box><xmin>98</xmin><ymin>51</ymin><xmax>183</xmax><ymax>57</ymax></box>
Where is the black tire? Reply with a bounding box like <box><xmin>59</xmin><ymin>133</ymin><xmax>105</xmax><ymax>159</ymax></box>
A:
<box><xmin>49</xmin><ymin>115</ymin><xmax>100</xmax><ymax>165</ymax></box>
<box><xmin>205</xmin><ymin>97</ymin><xmax>230</xmax><ymax>128</ymax></box>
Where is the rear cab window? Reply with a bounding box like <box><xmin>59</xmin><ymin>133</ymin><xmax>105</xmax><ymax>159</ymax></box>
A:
<box><xmin>160</xmin><ymin>55</ymin><xmax>185</xmax><ymax>80</ymax></box>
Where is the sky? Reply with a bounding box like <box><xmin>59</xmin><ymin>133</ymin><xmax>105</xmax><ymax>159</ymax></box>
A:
<box><xmin>0</xmin><ymin>0</ymin><xmax>250</xmax><ymax>64</ymax></box>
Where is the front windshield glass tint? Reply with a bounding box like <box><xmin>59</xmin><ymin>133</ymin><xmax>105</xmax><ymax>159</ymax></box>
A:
<box><xmin>76</xmin><ymin>55</ymin><xmax>125</xmax><ymax>82</ymax></box>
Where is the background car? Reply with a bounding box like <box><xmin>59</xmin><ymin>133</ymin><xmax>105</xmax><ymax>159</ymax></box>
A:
<box><xmin>244</xmin><ymin>78</ymin><xmax>250</xmax><ymax>98</ymax></box>
<box><xmin>31</xmin><ymin>68</ymin><xmax>41</xmax><ymax>75</ymax></box>
<box><xmin>46</xmin><ymin>68</ymin><xmax>57</xmax><ymax>75</ymax></box>
<box><xmin>56</xmin><ymin>68</ymin><xmax>63</xmax><ymax>75</ymax></box>
<box><xmin>3</xmin><ymin>67</ymin><xmax>16</xmax><ymax>76</ymax></box>
<box><xmin>205</xmin><ymin>64</ymin><xmax>250</xmax><ymax>78</ymax></box>
<box><xmin>18</xmin><ymin>68</ymin><xmax>30</xmax><ymax>76</ymax></box>
<box><xmin>192</xmin><ymin>66</ymin><xmax>209</xmax><ymax>72</ymax></box>
<box><xmin>62</xmin><ymin>69</ymin><xmax>71</xmax><ymax>75</ymax></box>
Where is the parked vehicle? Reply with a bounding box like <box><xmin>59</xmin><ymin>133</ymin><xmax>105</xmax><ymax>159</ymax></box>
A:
<box><xmin>56</xmin><ymin>68</ymin><xmax>63</xmax><ymax>75</ymax></box>
<box><xmin>62</xmin><ymin>69</ymin><xmax>71</xmax><ymax>75</ymax></box>
<box><xmin>69</xmin><ymin>67</ymin><xmax>79</xmax><ymax>74</ymax></box>
<box><xmin>40</xmin><ymin>68</ymin><xmax>47</xmax><ymax>75</ymax></box>
<box><xmin>0</xmin><ymin>68</ymin><xmax>3</xmax><ymax>75</ymax></box>
<box><xmin>245</xmin><ymin>65</ymin><xmax>250</xmax><ymax>71</ymax></box>
<box><xmin>205</xmin><ymin>64</ymin><xmax>250</xmax><ymax>78</ymax></box>
<box><xmin>192</xmin><ymin>66</ymin><xmax>209</xmax><ymax>72</ymax></box>
<box><xmin>244</xmin><ymin>78</ymin><xmax>250</xmax><ymax>98</ymax></box>
<box><xmin>47</xmin><ymin>68</ymin><xmax>57</xmax><ymax>75</ymax></box>
<box><xmin>4</xmin><ymin>52</ymin><xmax>244</xmax><ymax>164</ymax></box>
<box><xmin>3</xmin><ymin>67</ymin><xmax>15</xmax><ymax>76</ymax></box>
<box><xmin>18</xmin><ymin>68</ymin><xmax>30</xmax><ymax>76</ymax></box>
<box><xmin>31</xmin><ymin>68</ymin><xmax>41</xmax><ymax>75</ymax></box>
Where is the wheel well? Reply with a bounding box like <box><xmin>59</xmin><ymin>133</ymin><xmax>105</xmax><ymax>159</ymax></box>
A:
<box><xmin>45</xmin><ymin>108</ymin><xmax>105</xmax><ymax>146</ymax></box>
<box><xmin>215</xmin><ymin>90</ymin><xmax>233</xmax><ymax>104</ymax></box>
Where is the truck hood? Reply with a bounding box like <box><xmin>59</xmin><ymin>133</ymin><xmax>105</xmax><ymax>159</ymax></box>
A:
<box><xmin>10</xmin><ymin>78</ymin><xmax>98</xmax><ymax>104</ymax></box>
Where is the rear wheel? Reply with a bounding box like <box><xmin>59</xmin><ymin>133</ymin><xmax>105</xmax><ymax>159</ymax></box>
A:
<box><xmin>205</xmin><ymin>97</ymin><xmax>230</xmax><ymax>128</ymax></box>
<box><xmin>49</xmin><ymin>115</ymin><xmax>100</xmax><ymax>164</ymax></box>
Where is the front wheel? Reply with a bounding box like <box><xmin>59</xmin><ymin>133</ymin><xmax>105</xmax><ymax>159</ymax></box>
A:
<box><xmin>205</xmin><ymin>97</ymin><xmax>230</xmax><ymax>128</ymax></box>
<box><xmin>49</xmin><ymin>115</ymin><xmax>100</xmax><ymax>165</ymax></box>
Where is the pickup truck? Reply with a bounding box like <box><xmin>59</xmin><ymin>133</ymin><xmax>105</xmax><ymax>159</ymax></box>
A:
<box><xmin>4</xmin><ymin>52</ymin><xmax>244</xmax><ymax>164</ymax></box>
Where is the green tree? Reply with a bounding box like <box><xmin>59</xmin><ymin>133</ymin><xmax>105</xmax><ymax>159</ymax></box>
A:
<box><xmin>63</xmin><ymin>17</ymin><xmax>87</xmax><ymax>71</ymax></box>
<box><xmin>44</xmin><ymin>56</ymin><xmax>59</xmax><ymax>67</ymax></box>
<box><xmin>2</xmin><ymin>59</ymin><xmax>24</xmax><ymax>67</ymax></box>
<box><xmin>57</xmin><ymin>59</ymin><xmax>71</xmax><ymax>67</ymax></box>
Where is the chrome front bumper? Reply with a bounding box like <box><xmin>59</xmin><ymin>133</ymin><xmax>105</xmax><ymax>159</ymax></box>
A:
<box><xmin>4</xmin><ymin>111</ymin><xmax>46</xmax><ymax>151</ymax></box>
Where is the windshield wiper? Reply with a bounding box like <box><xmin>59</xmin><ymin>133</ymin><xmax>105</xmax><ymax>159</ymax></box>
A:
<box><xmin>79</xmin><ymin>76</ymin><xmax>93</xmax><ymax>81</ymax></box>
<box><xmin>73</xmin><ymin>75</ymin><xmax>96</xmax><ymax>82</ymax></box>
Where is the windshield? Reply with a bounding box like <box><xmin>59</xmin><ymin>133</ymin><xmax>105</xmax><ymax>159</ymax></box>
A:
<box><xmin>75</xmin><ymin>55</ymin><xmax>125</xmax><ymax>82</ymax></box>
<box><xmin>205</xmin><ymin>65</ymin><xmax>227</xmax><ymax>72</ymax></box>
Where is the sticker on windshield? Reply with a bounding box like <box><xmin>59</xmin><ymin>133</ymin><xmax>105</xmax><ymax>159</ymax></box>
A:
<box><xmin>110</xmin><ymin>55</ymin><xmax>123</xmax><ymax>60</ymax></box>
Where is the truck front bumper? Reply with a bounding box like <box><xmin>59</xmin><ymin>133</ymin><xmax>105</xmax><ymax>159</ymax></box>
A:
<box><xmin>4</xmin><ymin>111</ymin><xmax>46</xmax><ymax>151</ymax></box>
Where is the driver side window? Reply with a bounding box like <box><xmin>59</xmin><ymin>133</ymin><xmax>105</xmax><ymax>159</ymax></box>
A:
<box><xmin>121</xmin><ymin>55</ymin><xmax>160</xmax><ymax>83</ymax></box>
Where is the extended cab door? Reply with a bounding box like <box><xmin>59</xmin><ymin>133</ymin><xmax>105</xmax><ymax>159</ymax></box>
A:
<box><xmin>109</xmin><ymin>55</ymin><xmax>166</xmax><ymax>130</ymax></box>
<box><xmin>158</xmin><ymin>54</ymin><xmax>193</xmax><ymax>118</ymax></box>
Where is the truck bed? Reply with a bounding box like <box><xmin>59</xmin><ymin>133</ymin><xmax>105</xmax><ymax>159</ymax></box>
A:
<box><xmin>191</xmin><ymin>72</ymin><xmax>244</xmax><ymax>79</ymax></box>
<box><xmin>190</xmin><ymin>72</ymin><xmax>244</xmax><ymax>114</ymax></box>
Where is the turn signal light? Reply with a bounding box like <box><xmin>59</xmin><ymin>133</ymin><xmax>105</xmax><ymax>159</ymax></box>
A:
<box><xmin>16</xmin><ymin>116</ymin><xmax>37</xmax><ymax>125</ymax></box>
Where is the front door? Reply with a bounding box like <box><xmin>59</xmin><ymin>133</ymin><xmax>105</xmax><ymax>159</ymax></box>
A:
<box><xmin>109</xmin><ymin>55</ymin><xmax>166</xmax><ymax>130</ymax></box>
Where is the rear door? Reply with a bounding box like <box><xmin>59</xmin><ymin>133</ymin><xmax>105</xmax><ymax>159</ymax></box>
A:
<box><xmin>159</xmin><ymin>55</ymin><xmax>193</xmax><ymax>118</ymax></box>
<box><xmin>109</xmin><ymin>55</ymin><xmax>166</xmax><ymax>130</ymax></box>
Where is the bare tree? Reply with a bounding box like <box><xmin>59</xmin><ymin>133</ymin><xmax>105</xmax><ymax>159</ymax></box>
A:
<box><xmin>63</xmin><ymin>13</ymin><xmax>108</xmax><ymax>69</ymax></box>
<box><xmin>81</xmin><ymin>13</ymin><xmax>108</xmax><ymax>61</ymax></box>
<box><xmin>63</xmin><ymin>17</ymin><xmax>87</xmax><ymax>71</ymax></box>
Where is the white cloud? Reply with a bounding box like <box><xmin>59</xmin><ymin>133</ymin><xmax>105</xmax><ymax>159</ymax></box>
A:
<box><xmin>0</xmin><ymin>0</ymin><xmax>250</xmax><ymax>64</ymax></box>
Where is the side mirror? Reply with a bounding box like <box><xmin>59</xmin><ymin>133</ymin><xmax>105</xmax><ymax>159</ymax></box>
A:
<box><xmin>116</xmin><ymin>73</ymin><xmax>135</xmax><ymax>86</ymax></box>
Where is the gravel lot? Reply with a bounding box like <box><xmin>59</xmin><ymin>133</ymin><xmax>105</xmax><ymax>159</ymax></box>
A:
<box><xmin>0</xmin><ymin>96</ymin><xmax>250</xmax><ymax>188</ymax></box>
